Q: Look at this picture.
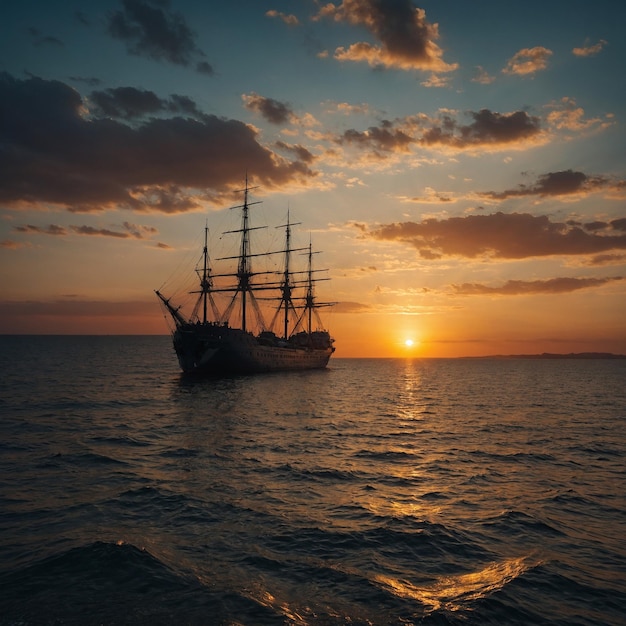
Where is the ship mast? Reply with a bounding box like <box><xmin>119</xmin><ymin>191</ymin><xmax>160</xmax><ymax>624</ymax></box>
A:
<box><xmin>305</xmin><ymin>240</ymin><xmax>317</xmax><ymax>334</ymax></box>
<box><xmin>202</xmin><ymin>225</ymin><xmax>209</xmax><ymax>323</ymax></box>
<box><xmin>189</xmin><ymin>223</ymin><xmax>221</xmax><ymax>323</ymax></box>
<box><xmin>218</xmin><ymin>176</ymin><xmax>266</xmax><ymax>333</ymax></box>
<box><xmin>269</xmin><ymin>210</ymin><xmax>307</xmax><ymax>340</ymax></box>
<box><xmin>291</xmin><ymin>237</ymin><xmax>333</xmax><ymax>337</ymax></box>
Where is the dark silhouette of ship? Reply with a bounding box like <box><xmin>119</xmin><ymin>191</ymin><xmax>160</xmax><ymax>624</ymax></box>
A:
<box><xmin>156</xmin><ymin>181</ymin><xmax>335</xmax><ymax>374</ymax></box>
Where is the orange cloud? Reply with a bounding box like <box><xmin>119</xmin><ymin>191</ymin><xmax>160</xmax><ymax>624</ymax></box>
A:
<box><xmin>265</xmin><ymin>10</ymin><xmax>299</xmax><ymax>26</ymax></box>
<box><xmin>452</xmin><ymin>276</ymin><xmax>624</xmax><ymax>296</ymax></box>
<box><xmin>572</xmin><ymin>39</ymin><xmax>607</xmax><ymax>57</ymax></box>
<box><xmin>316</xmin><ymin>0</ymin><xmax>457</xmax><ymax>73</ymax></box>
<box><xmin>503</xmin><ymin>46</ymin><xmax>552</xmax><ymax>76</ymax></box>
<box><xmin>365</xmin><ymin>212</ymin><xmax>626</xmax><ymax>259</ymax></box>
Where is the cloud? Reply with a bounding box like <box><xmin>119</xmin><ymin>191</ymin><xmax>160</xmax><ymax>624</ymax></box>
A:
<box><xmin>452</xmin><ymin>276</ymin><xmax>624</xmax><ymax>296</ymax></box>
<box><xmin>332</xmin><ymin>301</ymin><xmax>372</xmax><ymax>313</ymax></box>
<box><xmin>503</xmin><ymin>46</ymin><xmax>552</xmax><ymax>76</ymax></box>
<box><xmin>0</xmin><ymin>239</ymin><xmax>30</xmax><ymax>250</ymax></box>
<box><xmin>572</xmin><ymin>39</ymin><xmax>607</xmax><ymax>57</ymax></box>
<box><xmin>0</xmin><ymin>73</ymin><xmax>316</xmax><ymax>213</ymax></box>
<box><xmin>266</xmin><ymin>10</ymin><xmax>299</xmax><ymax>26</ymax></box>
<box><xmin>275</xmin><ymin>141</ymin><xmax>315</xmax><ymax>164</ymax></box>
<box><xmin>420</xmin><ymin>109</ymin><xmax>542</xmax><ymax>149</ymax></box>
<box><xmin>0</xmin><ymin>298</ymin><xmax>155</xmax><ymax>317</ymax></box>
<box><xmin>14</xmin><ymin>224</ymin><xmax>68</xmax><ymax>236</ymax></box>
<box><xmin>107</xmin><ymin>0</ymin><xmax>213</xmax><ymax>74</ymax></box>
<box><xmin>479</xmin><ymin>169</ymin><xmax>619</xmax><ymax>200</ymax></box>
<box><xmin>14</xmin><ymin>222</ymin><xmax>158</xmax><ymax>239</ymax></box>
<box><xmin>27</xmin><ymin>27</ymin><xmax>64</xmax><ymax>48</ymax></box>
<box><xmin>89</xmin><ymin>86</ymin><xmax>203</xmax><ymax>119</ymax></box>
<box><xmin>242</xmin><ymin>93</ymin><xmax>294</xmax><ymax>124</ymax></box>
<box><xmin>545</xmin><ymin>96</ymin><xmax>614</xmax><ymax>134</ymax></box>
<box><xmin>339</xmin><ymin>120</ymin><xmax>413</xmax><ymax>153</ymax></box>
<box><xmin>472</xmin><ymin>66</ymin><xmax>496</xmax><ymax>85</ymax></box>
<box><xmin>365</xmin><ymin>212</ymin><xmax>626</xmax><ymax>259</ymax></box>
<box><xmin>315</xmin><ymin>0</ymin><xmax>457</xmax><ymax>73</ymax></box>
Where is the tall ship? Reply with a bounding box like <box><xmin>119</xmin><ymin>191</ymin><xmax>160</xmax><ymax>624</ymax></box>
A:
<box><xmin>156</xmin><ymin>183</ymin><xmax>335</xmax><ymax>375</ymax></box>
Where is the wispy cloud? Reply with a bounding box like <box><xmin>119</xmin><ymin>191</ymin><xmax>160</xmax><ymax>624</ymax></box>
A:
<box><xmin>266</xmin><ymin>10</ymin><xmax>299</xmax><ymax>26</ymax></box>
<box><xmin>27</xmin><ymin>27</ymin><xmax>64</xmax><ymax>48</ymax></box>
<box><xmin>572</xmin><ymin>39</ymin><xmax>608</xmax><ymax>57</ymax></box>
<box><xmin>471</xmin><ymin>66</ymin><xmax>496</xmax><ymax>85</ymax></box>
<box><xmin>479</xmin><ymin>169</ymin><xmax>623</xmax><ymax>200</ymax></box>
<box><xmin>14</xmin><ymin>222</ymin><xmax>158</xmax><ymax>239</ymax></box>
<box><xmin>452</xmin><ymin>276</ymin><xmax>623</xmax><ymax>296</ymax></box>
<box><xmin>502</xmin><ymin>46</ymin><xmax>552</xmax><ymax>76</ymax></box>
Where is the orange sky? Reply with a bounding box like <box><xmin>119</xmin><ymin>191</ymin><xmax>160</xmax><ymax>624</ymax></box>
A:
<box><xmin>1</xmin><ymin>1</ymin><xmax>625</xmax><ymax>357</ymax></box>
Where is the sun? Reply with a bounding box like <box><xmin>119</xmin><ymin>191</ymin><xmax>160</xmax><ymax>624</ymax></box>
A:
<box><xmin>404</xmin><ymin>339</ymin><xmax>415</xmax><ymax>347</ymax></box>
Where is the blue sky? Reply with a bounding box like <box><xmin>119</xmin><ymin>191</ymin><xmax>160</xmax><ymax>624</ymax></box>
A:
<box><xmin>1</xmin><ymin>0</ymin><xmax>624</xmax><ymax>356</ymax></box>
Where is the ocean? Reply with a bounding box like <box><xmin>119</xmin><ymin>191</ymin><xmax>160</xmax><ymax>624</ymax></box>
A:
<box><xmin>0</xmin><ymin>335</ymin><xmax>624</xmax><ymax>625</ymax></box>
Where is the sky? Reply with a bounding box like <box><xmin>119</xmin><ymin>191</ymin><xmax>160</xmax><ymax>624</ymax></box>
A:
<box><xmin>1</xmin><ymin>0</ymin><xmax>625</xmax><ymax>357</ymax></box>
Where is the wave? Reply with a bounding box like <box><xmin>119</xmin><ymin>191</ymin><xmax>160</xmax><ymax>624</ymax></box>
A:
<box><xmin>0</xmin><ymin>541</ymin><xmax>285</xmax><ymax>625</ymax></box>
<box><xmin>373</xmin><ymin>554</ymin><xmax>541</xmax><ymax>614</ymax></box>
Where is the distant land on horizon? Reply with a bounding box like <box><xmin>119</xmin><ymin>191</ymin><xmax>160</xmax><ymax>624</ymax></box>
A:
<box><xmin>462</xmin><ymin>352</ymin><xmax>626</xmax><ymax>360</ymax></box>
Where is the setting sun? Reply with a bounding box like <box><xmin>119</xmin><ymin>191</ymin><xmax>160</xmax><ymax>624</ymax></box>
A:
<box><xmin>405</xmin><ymin>339</ymin><xmax>414</xmax><ymax>347</ymax></box>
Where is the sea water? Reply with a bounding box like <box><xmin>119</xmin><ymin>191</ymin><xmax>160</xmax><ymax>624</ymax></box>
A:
<box><xmin>0</xmin><ymin>335</ymin><xmax>624</xmax><ymax>625</ymax></box>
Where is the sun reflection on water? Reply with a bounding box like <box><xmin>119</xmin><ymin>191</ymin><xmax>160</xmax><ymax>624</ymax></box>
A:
<box><xmin>374</xmin><ymin>554</ymin><xmax>541</xmax><ymax>613</ymax></box>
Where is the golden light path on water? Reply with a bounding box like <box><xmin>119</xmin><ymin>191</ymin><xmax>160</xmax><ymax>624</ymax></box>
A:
<box><xmin>374</xmin><ymin>554</ymin><xmax>542</xmax><ymax>614</ymax></box>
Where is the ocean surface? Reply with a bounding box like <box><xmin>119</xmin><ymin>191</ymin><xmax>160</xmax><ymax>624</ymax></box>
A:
<box><xmin>0</xmin><ymin>336</ymin><xmax>625</xmax><ymax>625</ymax></box>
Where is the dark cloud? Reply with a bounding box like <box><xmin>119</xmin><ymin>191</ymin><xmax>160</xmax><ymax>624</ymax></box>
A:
<box><xmin>316</xmin><ymin>0</ymin><xmax>457</xmax><ymax>72</ymax></box>
<box><xmin>480</xmin><ymin>169</ymin><xmax>615</xmax><ymax>200</ymax></box>
<box><xmin>0</xmin><ymin>73</ymin><xmax>315</xmax><ymax>213</ymax></box>
<box><xmin>339</xmin><ymin>120</ymin><xmax>413</xmax><ymax>153</ymax></box>
<box><xmin>275</xmin><ymin>141</ymin><xmax>315</xmax><ymax>164</ymax></box>
<box><xmin>366</xmin><ymin>212</ymin><xmax>626</xmax><ymax>259</ymax></box>
<box><xmin>195</xmin><ymin>61</ymin><xmax>214</xmax><ymax>75</ymax></box>
<box><xmin>107</xmin><ymin>0</ymin><xmax>213</xmax><ymax>74</ymax></box>
<box><xmin>89</xmin><ymin>86</ymin><xmax>203</xmax><ymax>119</ymax></box>
<box><xmin>14</xmin><ymin>224</ymin><xmax>68</xmax><ymax>236</ymax></box>
<box><xmin>610</xmin><ymin>218</ymin><xmax>626</xmax><ymax>232</ymax></box>
<box><xmin>588</xmin><ymin>253</ymin><xmax>626</xmax><ymax>266</ymax></box>
<box><xmin>421</xmin><ymin>109</ymin><xmax>542</xmax><ymax>148</ymax></box>
<box><xmin>90</xmin><ymin>87</ymin><xmax>164</xmax><ymax>119</ymax></box>
<box><xmin>452</xmin><ymin>276</ymin><xmax>623</xmax><ymax>296</ymax></box>
<box><xmin>27</xmin><ymin>27</ymin><xmax>64</xmax><ymax>48</ymax></box>
<box><xmin>243</xmin><ymin>93</ymin><xmax>293</xmax><ymax>124</ymax></box>
<box><xmin>70</xmin><ymin>76</ymin><xmax>102</xmax><ymax>87</ymax></box>
<box><xmin>14</xmin><ymin>222</ymin><xmax>158</xmax><ymax>239</ymax></box>
<box><xmin>335</xmin><ymin>108</ymin><xmax>543</xmax><ymax>159</ymax></box>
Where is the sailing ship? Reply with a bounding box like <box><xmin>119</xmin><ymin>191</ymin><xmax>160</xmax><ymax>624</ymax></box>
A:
<box><xmin>156</xmin><ymin>183</ymin><xmax>335</xmax><ymax>375</ymax></box>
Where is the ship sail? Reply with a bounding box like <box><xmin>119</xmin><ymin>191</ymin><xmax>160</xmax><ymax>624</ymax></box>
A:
<box><xmin>156</xmin><ymin>181</ymin><xmax>335</xmax><ymax>375</ymax></box>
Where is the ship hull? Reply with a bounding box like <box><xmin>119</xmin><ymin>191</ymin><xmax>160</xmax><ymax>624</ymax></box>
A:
<box><xmin>172</xmin><ymin>324</ymin><xmax>333</xmax><ymax>375</ymax></box>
